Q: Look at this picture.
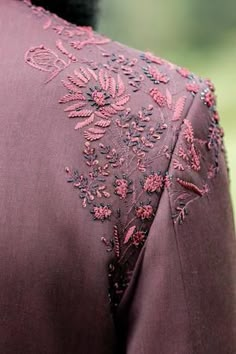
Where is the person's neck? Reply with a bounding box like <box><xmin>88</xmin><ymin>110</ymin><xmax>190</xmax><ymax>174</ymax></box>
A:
<box><xmin>30</xmin><ymin>0</ymin><xmax>98</xmax><ymax>28</ymax></box>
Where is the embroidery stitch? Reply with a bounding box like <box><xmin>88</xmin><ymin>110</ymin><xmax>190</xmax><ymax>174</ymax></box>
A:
<box><xmin>59</xmin><ymin>67</ymin><xmax>130</xmax><ymax>140</ymax></box>
<box><xmin>23</xmin><ymin>0</ymin><xmax>226</xmax><ymax>312</ymax></box>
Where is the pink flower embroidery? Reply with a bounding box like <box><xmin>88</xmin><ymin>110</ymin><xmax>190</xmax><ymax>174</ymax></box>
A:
<box><xmin>91</xmin><ymin>204</ymin><xmax>112</xmax><ymax>221</ymax></box>
<box><xmin>143</xmin><ymin>173</ymin><xmax>163</xmax><ymax>193</ymax></box>
<box><xmin>136</xmin><ymin>204</ymin><xmax>154</xmax><ymax>220</ymax></box>
<box><xmin>114</xmin><ymin>176</ymin><xmax>133</xmax><ymax>200</ymax></box>
<box><xmin>201</xmin><ymin>88</ymin><xmax>216</xmax><ymax>108</ymax></box>
<box><xmin>150</xmin><ymin>88</ymin><xmax>166</xmax><ymax>107</ymax></box>
<box><xmin>132</xmin><ymin>231</ymin><xmax>146</xmax><ymax>247</ymax></box>
<box><xmin>59</xmin><ymin>67</ymin><xmax>130</xmax><ymax>141</ymax></box>
<box><xmin>186</xmin><ymin>82</ymin><xmax>200</xmax><ymax>95</ymax></box>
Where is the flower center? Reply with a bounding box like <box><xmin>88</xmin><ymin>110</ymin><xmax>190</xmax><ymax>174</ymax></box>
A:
<box><xmin>92</xmin><ymin>90</ymin><xmax>106</xmax><ymax>106</ymax></box>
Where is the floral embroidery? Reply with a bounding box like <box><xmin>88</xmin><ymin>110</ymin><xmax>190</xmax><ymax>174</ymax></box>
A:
<box><xmin>136</xmin><ymin>202</ymin><xmax>154</xmax><ymax>220</ymax></box>
<box><xmin>177</xmin><ymin>67</ymin><xmax>192</xmax><ymax>79</ymax></box>
<box><xmin>150</xmin><ymin>88</ymin><xmax>166</xmax><ymax>107</ymax></box>
<box><xmin>23</xmin><ymin>0</ymin><xmax>227</xmax><ymax>312</ymax></box>
<box><xmin>114</xmin><ymin>175</ymin><xmax>133</xmax><ymax>199</ymax></box>
<box><xmin>140</xmin><ymin>52</ymin><xmax>164</xmax><ymax>65</ymax></box>
<box><xmin>172</xmin><ymin>96</ymin><xmax>187</xmax><ymax>121</ymax></box>
<box><xmin>59</xmin><ymin>67</ymin><xmax>130</xmax><ymax>141</ymax></box>
<box><xmin>170</xmin><ymin>82</ymin><xmax>224</xmax><ymax>224</ymax></box>
<box><xmin>100</xmin><ymin>51</ymin><xmax>144</xmax><ymax>93</ymax></box>
<box><xmin>142</xmin><ymin>172</ymin><xmax>164</xmax><ymax>193</ymax></box>
<box><xmin>201</xmin><ymin>87</ymin><xmax>216</xmax><ymax>109</ymax></box>
<box><xmin>91</xmin><ymin>204</ymin><xmax>112</xmax><ymax>221</ymax></box>
<box><xmin>186</xmin><ymin>82</ymin><xmax>200</xmax><ymax>96</ymax></box>
<box><xmin>24</xmin><ymin>0</ymin><xmax>110</xmax><ymax>82</ymax></box>
<box><xmin>25</xmin><ymin>45</ymin><xmax>70</xmax><ymax>83</ymax></box>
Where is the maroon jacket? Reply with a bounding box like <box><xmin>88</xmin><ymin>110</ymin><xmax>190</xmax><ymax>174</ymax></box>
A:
<box><xmin>0</xmin><ymin>1</ymin><xmax>235</xmax><ymax>353</ymax></box>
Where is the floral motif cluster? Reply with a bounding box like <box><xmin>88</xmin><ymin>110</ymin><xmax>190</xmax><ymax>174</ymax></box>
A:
<box><xmin>23</xmin><ymin>0</ymin><xmax>226</xmax><ymax>311</ymax></box>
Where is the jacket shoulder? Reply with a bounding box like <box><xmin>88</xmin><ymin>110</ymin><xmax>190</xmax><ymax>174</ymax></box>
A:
<box><xmin>17</xmin><ymin>0</ymin><xmax>226</xmax><ymax>311</ymax></box>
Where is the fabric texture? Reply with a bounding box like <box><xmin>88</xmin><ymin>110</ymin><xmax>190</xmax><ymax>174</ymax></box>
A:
<box><xmin>0</xmin><ymin>1</ymin><xmax>235</xmax><ymax>353</ymax></box>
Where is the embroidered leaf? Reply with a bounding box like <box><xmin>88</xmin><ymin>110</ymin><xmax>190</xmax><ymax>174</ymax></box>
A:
<box><xmin>68</xmin><ymin>109</ymin><xmax>93</xmax><ymax>118</ymax></box>
<box><xmin>84</xmin><ymin>128</ymin><xmax>105</xmax><ymax>141</ymax></box>
<box><xmin>117</xmin><ymin>74</ymin><xmax>125</xmax><ymax>97</ymax></box>
<box><xmin>102</xmin><ymin>105</ymin><xmax>117</xmax><ymax>115</ymax></box>
<box><xmin>64</xmin><ymin>102</ymin><xmax>86</xmax><ymax>112</ymax></box>
<box><xmin>80</xmin><ymin>67</ymin><xmax>91</xmax><ymax>81</ymax></box>
<box><xmin>95</xmin><ymin>119</ymin><xmax>111</xmax><ymax>128</ymax></box>
<box><xmin>166</xmin><ymin>88</ymin><xmax>172</xmax><ymax>109</ymax></box>
<box><xmin>62</xmin><ymin>80</ymin><xmax>81</xmax><ymax>93</ymax></box>
<box><xmin>124</xmin><ymin>226</ymin><xmax>136</xmax><ymax>244</ymax></box>
<box><xmin>59</xmin><ymin>92</ymin><xmax>86</xmax><ymax>104</ymax></box>
<box><xmin>68</xmin><ymin>75</ymin><xmax>86</xmax><ymax>88</ymax></box>
<box><xmin>115</xmin><ymin>95</ymin><xmax>130</xmax><ymax>106</ymax></box>
<box><xmin>95</xmin><ymin>111</ymin><xmax>111</xmax><ymax>119</ymax></box>
<box><xmin>108</xmin><ymin>76</ymin><xmax>117</xmax><ymax>98</ymax></box>
<box><xmin>183</xmin><ymin>119</ymin><xmax>194</xmax><ymax>143</ymax></box>
<box><xmin>87</xmin><ymin>67</ymin><xmax>98</xmax><ymax>81</ymax></box>
<box><xmin>173</xmin><ymin>159</ymin><xmax>185</xmax><ymax>171</ymax></box>
<box><xmin>74</xmin><ymin>114</ymin><xmax>94</xmax><ymax>129</ymax></box>
<box><xmin>98</xmin><ymin>69</ymin><xmax>108</xmax><ymax>91</ymax></box>
<box><xmin>111</xmin><ymin>104</ymin><xmax>126</xmax><ymax>111</ymax></box>
<box><xmin>172</xmin><ymin>96</ymin><xmax>187</xmax><ymax>121</ymax></box>
<box><xmin>74</xmin><ymin>69</ymin><xmax>88</xmax><ymax>83</ymax></box>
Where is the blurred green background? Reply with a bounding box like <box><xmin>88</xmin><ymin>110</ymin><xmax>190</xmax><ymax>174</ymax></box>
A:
<box><xmin>99</xmin><ymin>0</ymin><xmax>236</xmax><ymax>222</ymax></box>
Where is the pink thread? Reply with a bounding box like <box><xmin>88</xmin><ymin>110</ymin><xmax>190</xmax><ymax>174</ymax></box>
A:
<box><xmin>25</xmin><ymin>45</ymin><xmax>69</xmax><ymax>83</ymax></box>
<box><xmin>176</xmin><ymin>178</ymin><xmax>204</xmax><ymax>196</ymax></box>
<box><xmin>150</xmin><ymin>88</ymin><xmax>166</xmax><ymax>107</ymax></box>
<box><xmin>172</xmin><ymin>96</ymin><xmax>187</xmax><ymax>121</ymax></box>
<box><xmin>143</xmin><ymin>173</ymin><xmax>163</xmax><ymax>193</ymax></box>
<box><xmin>113</xmin><ymin>226</ymin><xmax>120</xmax><ymax>258</ymax></box>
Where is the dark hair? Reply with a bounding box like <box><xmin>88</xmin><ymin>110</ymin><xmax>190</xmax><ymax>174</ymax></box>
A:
<box><xmin>31</xmin><ymin>0</ymin><xmax>100</xmax><ymax>28</ymax></box>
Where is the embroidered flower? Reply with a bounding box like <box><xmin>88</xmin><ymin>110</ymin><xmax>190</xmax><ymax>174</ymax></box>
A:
<box><xmin>25</xmin><ymin>45</ymin><xmax>69</xmax><ymax>83</ymax></box>
<box><xmin>114</xmin><ymin>176</ymin><xmax>133</xmax><ymax>199</ymax></box>
<box><xmin>88</xmin><ymin>88</ymin><xmax>110</xmax><ymax>107</ymax></box>
<box><xmin>132</xmin><ymin>231</ymin><xmax>146</xmax><ymax>247</ymax></box>
<box><xmin>186</xmin><ymin>82</ymin><xmax>200</xmax><ymax>95</ymax></box>
<box><xmin>59</xmin><ymin>67</ymin><xmax>130</xmax><ymax>141</ymax></box>
<box><xmin>143</xmin><ymin>173</ymin><xmax>163</xmax><ymax>193</ymax></box>
<box><xmin>201</xmin><ymin>88</ymin><xmax>216</xmax><ymax>108</ymax></box>
<box><xmin>163</xmin><ymin>173</ymin><xmax>173</xmax><ymax>188</ymax></box>
<box><xmin>91</xmin><ymin>204</ymin><xmax>112</xmax><ymax>221</ymax></box>
<box><xmin>136</xmin><ymin>204</ymin><xmax>154</xmax><ymax>220</ymax></box>
<box><xmin>150</xmin><ymin>88</ymin><xmax>166</xmax><ymax>107</ymax></box>
<box><xmin>207</xmin><ymin>123</ymin><xmax>224</xmax><ymax>150</ymax></box>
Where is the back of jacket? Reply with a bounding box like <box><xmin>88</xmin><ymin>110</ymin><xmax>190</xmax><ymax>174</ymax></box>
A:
<box><xmin>0</xmin><ymin>1</ymin><xmax>235</xmax><ymax>353</ymax></box>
